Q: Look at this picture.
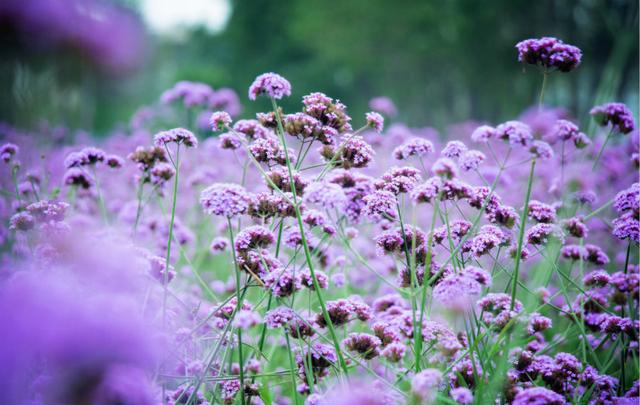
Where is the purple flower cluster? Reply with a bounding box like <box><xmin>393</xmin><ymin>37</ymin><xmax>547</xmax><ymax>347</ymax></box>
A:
<box><xmin>516</xmin><ymin>37</ymin><xmax>582</xmax><ymax>72</ymax></box>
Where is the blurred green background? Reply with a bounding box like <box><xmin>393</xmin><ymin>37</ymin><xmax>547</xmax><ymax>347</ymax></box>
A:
<box><xmin>1</xmin><ymin>0</ymin><xmax>638</xmax><ymax>135</ymax></box>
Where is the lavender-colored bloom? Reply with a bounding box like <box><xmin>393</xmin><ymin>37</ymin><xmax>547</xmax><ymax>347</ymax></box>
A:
<box><xmin>529</xmin><ymin>140</ymin><xmax>554</xmax><ymax>159</ymax></box>
<box><xmin>411</xmin><ymin>369</ymin><xmax>443</xmax><ymax>401</ymax></box>
<box><xmin>560</xmin><ymin>244</ymin><xmax>585</xmax><ymax>261</ymax></box>
<box><xmin>264</xmin><ymin>267</ymin><xmax>302</xmax><ymax>297</ymax></box>
<box><xmin>433</xmin><ymin>272</ymin><xmax>482</xmax><ymax>311</ymax></box>
<box><xmin>248</xmin><ymin>72</ymin><xmax>291</xmax><ymax>100</ymax></box>
<box><xmin>477</xmin><ymin>293</ymin><xmax>523</xmax><ymax>329</ymax></box>
<box><xmin>450</xmin><ymin>387</ymin><xmax>473</xmax><ymax>404</ymax></box>
<box><xmin>528</xmin><ymin>200</ymin><xmax>557</xmax><ymax>223</ymax></box>
<box><xmin>154</xmin><ymin>128</ymin><xmax>198</xmax><ymax>148</ymax></box>
<box><xmin>526</xmin><ymin>223</ymin><xmax>564</xmax><ymax>245</ymax></box>
<box><xmin>210</xmin><ymin>237</ymin><xmax>229</xmax><ymax>252</ymax></box>
<box><xmin>235</xmin><ymin>225</ymin><xmax>275</xmax><ymax>253</ymax></box>
<box><xmin>516</xmin><ymin>36</ymin><xmax>582</xmax><ymax>72</ymax></box>
<box><xmin>233</xmin><ymin>119</ymin><xmax>272</xmax><ymax>140</ymax></box>
<box><xmin>209</xmin><ymin>111</ymin><xmax>232</xmax><ymax>131</ymax></box>
<box><xmin>0</xmin><ymin>142</ymin><xmax>18</xmax><ymax>162</ymax></box>
<box><xmin>612</xmin><ymin>212</ymin><xmax>639</xmax><ymax>242</ymax></box>
<box><xmin>265</xmin><ymin>307</ymin><xmax>295</xmax><ymax>328</ymax></box>
<box><xmin>366</xmin><ymin>111</ymin><xmax>384</xmax><ymax>133</ymax></box>
<box><xmin>320</xmin><ymin>134</ymin><xmax>375</xmax><ymax>169</ymax></box>
<box><xmin>149</xmin><ymin>162</ymin><xmax>175</xmax><ymax>185</ymax></box>
<box><xmin>369</xmin><ymin>96</ymin><xmax>397</xmax><ymax>117</ymax></box>
<box><xmin>343</xmin><ymin>333</ymin><xmax>381</xmax><ymax>359</ymax></box>
<box><xmin>562</xmin><ymin>217</ymin><xmax>588</xmax><ymax>238</ymax></box>
<box><xmin>513</xmin><ymin>387</ymin><xmax>566</xmax><ymax>404</ymax></box>
<box><xmin>495</xmin><ymin>121</ymin><xmax>533</xmax><ymax>147</ymax></box>
<box><xmin>304</xmin><ymin>181</ymin><xmax>347</xmax><ymax>210</ymax></box>
<box><xmin>442</xmin><ymin>141</ymin><xmax>468</xmax><ymax>158</ymax></box>
<box><xmin>9</xmin><ymin>212</ymin><xmax>35</xmax><ymax>231</ymax></box>
<box><xmin>393</xmin><ymin>137</ymin><xmax>434</xmax><ymax>160</ymax></box>
<box><xmin>200</xmin><ymin>183</ymin><xmax>252</xmax><ymax>218</ymax></box>
<box><xmin>553</xmin><ymin>119</ymin><xmax>580</xmax><ymax>141</ymax></box>
<box><xmin>232</xmin><ymin>309</ymin><xmax>262</xmax><ymax>330</ymax></box>
<box><xmin>470</xmin><ymin>125</ymin><xmax>495</xmax><ymax>143</ymax></box>
<box><xmin>63</xmin><ymin>167</ymin><xmax>93</xmax><ymax>189</ymax></box>
<box><xmin>459</xmin><ymin>150</ymin><xmax>485</xmax><ymax>171</ymax></box>
<box><xmin>613</xmin><ymin>183</ymin><xmax>639</xmax><ymax>214</ymax></box>
<box><xmin>431</xmin><ymin>158</ymin><xmax>458</xmax><ymax>179</ymax></box>
<box><xmin>590</xmin><ymin>102</ymin><xmax>635</xmax><ymax>134</ymax></box>
<box><xmin>381</xmin><ymin>342</ymin><xmax>406</xmax><ymax>362</ymax></box>
<box><xmin>218</xmin><ymin>132</ymin><xmax>244</xmax><ymax>150</ymax></box>
<box><xmin>363</xmin><ymin>189</ymin><xmax>397</xmax><ymax>221</ymax></box>
<box><xmin>147</xmin><ymin>255</ymin><xmax>176</xmax><ymax>284</ymax></box>
<box><xmin>410</xmin><ymin>176</ymin><xmax>442</xmax><ymax>204</ymax></box>
<box><xmin>302</xmin><ymin>92</ymin><xmax>352</xmax><ymax>134</ymax></box>
<box><xmin>584</xmin><ymin>244</ymin><xmax>609</xmax><ymax>266</ymax></box>
<box><xmin>105</xmin><ymin>154</ymin><xmax>124</xmax><ymax>168</ymax></box>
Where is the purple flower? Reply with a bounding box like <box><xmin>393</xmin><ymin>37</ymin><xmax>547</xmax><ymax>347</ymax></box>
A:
<box><xmin>477</xmin><ymin>293</ymin><xmax>523</xmax><ymax>329</ymax></box>
<box><xmin>218</xmin><ymin>132</ymin><xmax>244</xmax><ymax>150</ymax></box>
<box><xmin>450</xmin><ymin>387</ymin><xmax>473</xmax><ymax>404</ymax></box>
<box><xmin>63</xmin><ymin>167</ymin><xmax>93</xmax><ymax>189</ymax></box>
<box><xmin>153</xmin><ymin>128</ymin><xmax>198</xmax><ymax>148</ymax></box>
<box><xmin>495</xmin><ymin>121</ymin><xmax>533</xmax><ymax>147</ymax></box>
<box><xmin>200</xmin><ymin>183</ymin><xmax>252</xmax><ymax>218</ymax></box>
<box><xmin>0</xmin><ymin>142</ymin><xmax>18</xmax><ymax>162</ymax></box>
<box><xmin>442</xmin><ymin>141</ymin><xmax>468</xmax><ymax>158</ymax></box>
<box><xmin>584</xmin><ymin>244</ymin><xmax>609</xmax><ymax>266</ymax></box>
<box><xmin>410</xmin><ymin>176</ymin><xmax>442</xmax><ymax>204</ymax></box>
<box><xmin>590</xmin><ymin>102</ymin><xmax>635</xmax><ymax>134</ymax></box>
<box><xmin>393</xmin><ymin>137</ymin><xmax>434</xmax><ymax>160</ymax></box>
<box><xmin>470</xmin><ymin>125</ymin><xmax>495</xmax><ymax>143</ymax></box>
<box><xmin>431</xmin><ymin>158</ymin><xmax>458</xmax><ymax>179</ymax></box>
<box><xmin>561</xmin><ymin>216</ymin><xmax>588</xmax><ymax>238</ymax></box>
<box><xmin>525</xmin><ymin>223</ymin><xmax>564</xmax><ymax>245</ymax></box>
<box><xmin>235</xmin><ymin>225</ymin><xmax>275</xmax><ymax>253</ymax></box>
<box><xmin>304</xmin><ymin>181</ymin><xmax>347</xmax><ymax>210</ymax></box>
<box><xmin>363</xmin><ymin>189</ymin><xmax>397</xmax><ymax>221</ymax></box>
<box><xmin>248</xmin><ymin>72</ymin><xmax>292</xmax><ymax>100</ymax></box>
<box><xmin>232</xmin><ymin>309</ymin><xmax>262</xmax><ymax>330</ymax></box>
<box><xmin>381</xmin><ymin>342</ymin><xmax>406</xmax><ymax>362</ymax></box>
<box><xmin>516</xmin><ymin>36</ymin><xmax>582</xmax><ymax>72</ymax></box>
<box><xmin>459</xmin><ymin>150</ymin><xmax>485</xmax><ymax>171</ymax></box>
<box><xmin>9</xmin><ymin>212</ymin><xmax>35</xmax><ymax>231</ymax></box>
<box><xmin>612</xmin><ymin>212</ymin><xmax>639</xmax><ymax>242</ymax></box>
<box><xmin>233</xmin><ymin>119</ymin><xmax>272</xmax><ymax>140</ymax></box>
<box><xmin>147</xmin><ymin>255</ymin><xmax>175</xmax><ymax>284</ymax></box>
<box><xmin>433</xmin><ymin>272</ymin><xmax>483</xmax><ymax>311</ymax></box>
<box><xmin>209</xmin><ymin>111</ymin><xmax>232</xmax><ymax>131</ymax></box>
<box><xmin>264</xmin><ymin>267</ymin><xmax>302</xmax><ymax>297</ymax></box>
<box><xmin>529</xmin><ymin>140</ymin><xmax>554</xmax><ymax>159</ymax></box>
<box><xmin>320</xmin><ymin>134</ymin><xmax>375</xmax><ymax>169</ymax></box>
<box><xmin>302</xmin><ymin>92</ymin><xmax>352</xmax><ymax>134</ymax></box>
<box><xmin>105</xmin><ymin>154</ymin><xmax>124</xmax><ymax>168</ymax></box>
<box><xmin>343</xmin><ymin>333</ymin><xmax>381</xmax><ymax>359</ymax></box>
<box><xmin>411</xmin><ymin>369</ymin><xmax>443</xmax><ymax>401</ymax></box>
<box><xmin>613</xmin><ymin>183</ymin><xmax>639</xmax><ymax>214</ymax></box>
<box><xmin>528</xmin><ymin>200</ymin><xmax>557</xmax><ymax>223</ymax></box>
<box><xmin>369</xmin><ymin>96</ymin><xmax>397</xmax><ymax>117</ymax></box>
<box><xmin>513</xmin><ymin>387</ymin><xmax>566</xmax><ymax>404</ymax></box>
<box><xmin>210</xmin><ymin>237</ymin><xmax>229</xmax><ymax>252</ymax></box>
<box><xmin>265</xmin><ymin>307</ymin><xmax>295</xmax><ymax>328</ymax></box>
<box><xmin>365</xmin><ymin>111</ymin><xmax>384</xmax><ymax>133</ymax></box>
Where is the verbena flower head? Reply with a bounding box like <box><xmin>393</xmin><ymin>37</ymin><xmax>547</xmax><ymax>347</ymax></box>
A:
<box><xmin>375</xmin><ymin>166</ymin><xmax>422</xmax><ymax>194</ymax></box>
<box><xmin>342</xmin><ymin>332</ymin><xmax>381</xmax><ymax>359</ymax></box>
<box><xmin>365</xmin><ymin>111</ymin><xmax>384</xmax><ymax>133</ymax></box>
<box><xmin>495</xmin><ymin>120</ymin><xmax>533</xmax><ymax>147</ymax></box>
<box><xmin>590</xmin><ymin>102</ymin><xmax>635</xmax><ymax>134</ymax></box>
<box><xmin>459</xmin><ymin>150</ymin><xmax>486</xmax><ymax>171</ymax></box>
<box><xmin>512</xmin><ymin>387</ymin><xmax>566</xmax><ymax>405</ymax></box>
<box><xmin>304</xmin><ymin>181</ymin><xmax>347</xmax><ymax>210</ymax></box>
<box><xmin>442</xmin><ymin>140</ymin><xmax>468</xmax><ymax>158</ymax></box>
<box><xmin>363</xmin><ymin>189</ymin><xmax>397</xmax><ymax>221</ymax></box>
<box><xmin>516</xmin><ymin>36</ymin><xmax>582</xmax><ymax>72</ymax></box>
<box><xmin>411</xmin><ymin>369</ymin><xmax>443</xmax><ymax>401</ymax></box>
<box><xmin>369</xmin><ymin>96</ymin><xmax>397</xmax><ymax>117</ymax></box>
<box><xmin>209</xmin><ymin>111</ymin><xmax>232</xmax><ymax>131</ymax></box>
<box><xmin>200</xmin><ymin>183</ymin><xmax>252</xmax><ymax>217</ymax></box>
<box><xmin>450</xmin><ymin>387</ymin><xmax>473</xmax><ymax>404</ymax></box>
<box><xmin>529</xmin><ymin>140</ymin><xmax>554</xmax><ymax>159</ymax></box>
<box><xmin>470</xmin><ymin>125</ymin><xmax>495</xmax><ymax>143</ymax></box>
<box><xmin>248</xmin><ymin>72</ymin><xmax>291</xmax><ymax>100</ymax></box>
<box><xmin>153</xmin><ymin>128</ymin><xmax>198</xmax><ymax>148</ymax></box>
<box><xmin>0</xmin><ymin>142</ymin><xmax>18</xmax><ymax>162</ymax></box>
<box><xmin>393</xmin><ymin>137</ymin><xmax>434</xmax><ymax>160</ymax></box>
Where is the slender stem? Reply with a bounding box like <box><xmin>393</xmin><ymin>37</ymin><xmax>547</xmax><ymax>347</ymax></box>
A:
<box><xmin>538</xmin><ymin>70</ymin><xmax>548</xmax><ymax>109</ymax></box>
<box><xmin>510</xmin><ymin>159</ymin><xmax>536</xmax><ymax>310</ymax></box>
<box><xmin>227</xmin><ymin>217</ymin><xmax>246</xmax><ymax>405</ymax></box>
<box><xmin>163</xmin><ymin>144</ymin><xmax>180</xmax><ymax>327</ymax></box>
<box><xmin>284</xmin><ymin>331</ymin><xmax>301</xmax><ymax>405</ymax></box>
<box><xmin>270</xmin><ymin>97</ymin><xmax>350</xmax><ymax>376</ymax></box>
<box><xmin>133</xmin><ymin>173</ymin><xmax>146</xmax><ymax>235</ymax></box>
<box><xmin>592</xmin><ymin>128</ymin><xmax>613</xmax><ymax>170</ymax></box>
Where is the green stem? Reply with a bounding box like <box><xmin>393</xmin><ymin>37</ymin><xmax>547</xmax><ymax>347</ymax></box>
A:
<box><xmin>510</xmin><ymin>159</ymin><xmax>536</xmax><ymax>310</ymax></box>
<box><xmin>592</xmin><ymin>128</ymin><xmax>613</xmax><ymax>170</ymax></box>
<box><xmin>162</xmin><ymin>145</ymin><xmax>180</xmax><ymax>328</ymax></box>
<box><xmin>227</xmin><ymin>217</ymin><xmax>246</xmax><ymax>405</ymax></box>
<box><xmin>270</xmin><ymin>97</ymin><xmax>350</xmax><ymax>376</ymax></box>
<box><xmin>284</xmin><ymin>331</ymin><xmax>301</xmax><ymax>405</ymax></box>
<box><xmin>538</xmin><ymin>70</ymin><xmax>548</xmax><ymax>109</ymax></box>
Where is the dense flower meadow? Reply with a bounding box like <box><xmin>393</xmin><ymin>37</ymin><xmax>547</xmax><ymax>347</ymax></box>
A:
<box><xmin>0</xmin><ymin>37</ymin><xmax>638</xmax><ymax>405</ymax></box>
